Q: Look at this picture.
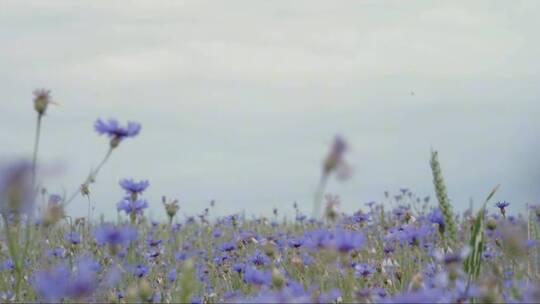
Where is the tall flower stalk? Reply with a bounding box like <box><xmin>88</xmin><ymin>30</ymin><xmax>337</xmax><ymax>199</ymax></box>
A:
<box><xmin>64</xmin><ymin>119</ymin><xmax>141</xmax><ymax>207</ymax></box>
<box><xmin>31</xmin><ymin>89</ymin><xmax>53</xmax><ymax>186</ymax></box>
<box><xmin>430</xmin><ymin>150</ymin><xmax>457</xmax><ymax>246</ymax></box>
<box><xmin>3</xmin><ymin>89</ymin><xmax>54</xmax><ymax>300</ymax></box>
<box><xmin>64</xmin><ymin>147</ymin><xmax>113</xmax><ymax>206</ymax></box>
<box><xmin>313</xmin><ymin>136</ymin><xmax>350</xmax><ymax>219</ymax></box>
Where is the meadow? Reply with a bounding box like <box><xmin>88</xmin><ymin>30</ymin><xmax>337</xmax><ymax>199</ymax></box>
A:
<box><xmin>0</xmin><ymin>89</ymin><xmax>539</xmax><ymax>303</ymax></box>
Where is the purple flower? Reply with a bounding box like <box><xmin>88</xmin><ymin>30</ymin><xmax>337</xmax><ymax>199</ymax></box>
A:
<box><xmin>355</xmin><ymin>263</ymin><xmax>376</xmax><ymax>278</ymax></box>
<box><xmin>94</xmin><ymin>225</ymin><xmax>137</xmax><ymax>247</ymax></box>
<box><xmin>146</xmin><ymin>235</ymin><xmax>162</xmax><ymax>247</ymax></box>
<box><xmin>288</xmin><ymin>238</ymin><xmax>304</xmax><ymax>248</ymax></box>
<box><xmin>168</xmin><ymin>269</ymin><xmax>177</xmax><ymax>282</ymax></box>
<box><xmin>32</xmin><ymin>258</ymin><xmax>100</xmax><ymax>301</ymax></box>
<box><xmin>47</xmin><ymin>247</ymin><xmax>66</xmax><ymax>258</ymax></box>
<box><xmin>0</xmin><ymin>160</ymin><xmax>35</xmax><ymax>215</ymax></box>
<box><xmin>428</xmin><ymin>208</ymin><xmax>445</xmax><ymax>231</ymax></box>
<box><xmin>351</xmin><ymin>212</ymin><xmax>370</xmax><ymax>224</ymax></box>
<box><xmin>495</xmin><ymin>201</ymin><xmax>510</xmax><ymax>216</ymax></box>
<box><xmin>119</xmin><ymin>179</ymin><xmax>149</xmax><ymax>195</ymax></box>
<box><xmin>305</xmin><ymin>229</ymin><xmax>333</xmax><ymax>250</ymax></box>
<box><xmin>65</xmin><ymin>232</ymin><xmax>81</xmax><ymax>245</ymax></box>
<box><xmin>116</xmin><ymin>198</ymin><xmax>149</xmax><ymax>215</ymax></box>
<box><xmin>69</xmin><ymin>257</ymin><xmax>99</xmax><ymax>298</ymax></box>
<box><xmin>212</xmin><ymin>229</ymin><xmax>222</xmax><ymax>238</ymax></box>
<box><xmin>243</xmin><ymin>267</ymin><xmax>271</xmax><ymax>286</ymax></box>
<box><xmin>334</xmin><ymin>229</ymin><xmax>365</xmax><ymax>253</ymax></box>
<box><xmin>1</xmin><ymin>259</ymin><xmax>14</xmax><ymax>271</ymax></box>
<box><xmin>233</xmin><ymin>263</ymin><xmax>246</xmax><ymax>274</ymax></box>
<box><xmin>94</xmin><ymin>118</ymin><xmax>141</xmax><ymax>140</ymax></box>
<box><xmin>400</xmin><ymin>224</ymin><xmax>431</xmax><ymax>247</ymax></box>
<box><xmin>249</xmin><ymin>251</ymin><xmax>270</xmax><ymax>266</ymax></box>
<box><xmin>31</xmin><ymin>265</ymin><xmax>70</xmax><ymax>301</ymax></box>
<box><xmin>434</xmin><ymin>247</ymin><xmax>471</xmax><ymax>266</ymax></box>
<box><xmin>134</xmin><ymin>264</ymin><xmax>149</xmax><ymax>278</ymax></box>
<box><xmin>219</xmin><ymin>241</ymin><xmax>236</xmax><ymax>252</ymax></box>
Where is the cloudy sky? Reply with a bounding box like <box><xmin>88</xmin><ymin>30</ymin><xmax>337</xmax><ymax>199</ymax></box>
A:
<box><xmin>1</xmin><ymin>1</ymin><xmax>539</xmax><ymax>220</ymax></box>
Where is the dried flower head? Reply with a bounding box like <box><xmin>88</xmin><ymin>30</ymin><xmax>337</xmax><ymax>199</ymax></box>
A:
<box><xmin>323</xmin><ymin>135</ymin><xmax>351</xmax><ymax>180</ymax></box>
<box><xmin>33</xmin><ymin>89</ymin><xmax>52</xmax><ymax>115</ymax></box>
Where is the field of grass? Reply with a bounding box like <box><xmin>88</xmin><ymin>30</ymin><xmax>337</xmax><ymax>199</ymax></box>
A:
<box><xmin>1</xmin><ymin>89</ymin><xmax>539</xmax><ymax>303</ymax></box>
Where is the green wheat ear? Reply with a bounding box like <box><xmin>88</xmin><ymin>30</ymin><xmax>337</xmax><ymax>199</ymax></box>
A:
<box><xmin>464</xmin><ymin>185</ymin><xmax>500</xmax><ymax>284</ymax></box>
<box><xmin>430</xmin><ymin>149</ymin><xmax>458</xmax><ymax>245</ymax></box>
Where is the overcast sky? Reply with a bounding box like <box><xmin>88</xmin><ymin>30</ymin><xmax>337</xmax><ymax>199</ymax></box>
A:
<box><xmin>1</xmin><ymin>1</ymin><xmax>539</xmax><ymax>220</ymax></box>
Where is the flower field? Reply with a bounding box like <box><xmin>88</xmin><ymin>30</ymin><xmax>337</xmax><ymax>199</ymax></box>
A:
<box><xmin>1</xmin><ymin>89</ymin><xmax>539</xmax><ymax>303</ymax></box>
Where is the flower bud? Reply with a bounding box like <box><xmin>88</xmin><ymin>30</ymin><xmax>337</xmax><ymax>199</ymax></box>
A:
<box><xmin>263</xmin><ymin>242</ymin><xmax>276</xmax><ymax>259</ymax></box>
<box><xmin>272</xmin><ymin>268</ymin><xmax>285</xmax><ymax>290</ymax></box>
<box><xmin>81</xmin><ymin>183</ymin><xmax>90</xmax><ymax>196</ymax></box>
<box><xmin>164</xmin><ymin>199</ymin><xmax>180</xmax><ymax>219</ymax></box>
<box><xmin>33</xmin><ymin>89</ymin><xmax>51</xmax><ymax>115</ymax></box>
<box><xmin>43</xmin><ymin>203</ymin><xmax>65</xmax><ymax>226</ymax></box>
<box><xmin>486</xmin><ymin>218</ymin><xmax>497</xmax><ymax>231</ymax></box>
<box><xmin>110</xmin><ymin>137</ymin><xmax>121</xmax><ymax>149</ymax></box>
<box><xmin>138</xmin><ymin>279</ymin><xmax>153</xmax><ymax>301</ymax></box>
<box><xmin>125</xmin><ymin>283</ymin><xmax>139</xmax><ymax>303</ymax></box>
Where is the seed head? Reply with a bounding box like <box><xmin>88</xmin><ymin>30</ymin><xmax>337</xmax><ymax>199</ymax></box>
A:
<box><xmin>33</xmin><ymin>88</ymin><xmax>52</xmax><ymax>115</ymax></box>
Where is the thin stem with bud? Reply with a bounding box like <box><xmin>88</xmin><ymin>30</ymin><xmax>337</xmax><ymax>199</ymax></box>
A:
<box><xmin>64</xmin><ymin>147</ymin><xmax>114</xmax><ymax>206</ymax></box>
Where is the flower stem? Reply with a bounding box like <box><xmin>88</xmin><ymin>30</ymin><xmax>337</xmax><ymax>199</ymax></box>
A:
<box><xmin>31</xmin><ymin>114</ymin><xmax>42</xmax><ymax>187</ymax></box>
<box><xmin>312</xmin><ymin>174</ymin><xmax>328</xmax><ymax>219</ymax></box>
<box><xmin>64</xmin><ymin>147</ymin><xmax>114</xmax><ymax>206</ymax></box>
<box><xmin>2</xmin><ymin>214</ymin><xmax>23</xmax><ymax>300</ymax></box>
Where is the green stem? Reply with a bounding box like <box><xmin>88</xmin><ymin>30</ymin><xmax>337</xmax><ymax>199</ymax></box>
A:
<box><xmin>312</xmin><ymin>174</ymin><xmax>328</xmax><ymax>219</ymax></box>
<box><xmin>31</xmin><ymin>114</ymin><xmax>42</xmax><ymax>187</ymax></box>
<box><xmin>2</xmin><ymin>214</ymin><xmax>23</xmax><ymax>300</ymax></box>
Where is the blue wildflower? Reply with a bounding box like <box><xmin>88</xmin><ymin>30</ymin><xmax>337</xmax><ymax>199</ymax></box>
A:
<box><xmin>212</xmin><ymin>229</ymin><xmax>222</xmax><ymax>238</ymax></box>
<box><xmin>288</xmin><ymin>238</ymin><xmax>304</xmax><ymax>249</ymax></box>
<box><xmin>47</xmin><ymin>247</ymin><xmax>66</xmax><ymax>258</ymax></box>
<box><xmin>305</xmin><ymin>229</ymin><xmax>333</xmax><ymax>250</ymax></box>
<box><xmin>495</xmin><ymin>201</ymin><xmax>510</xmax><ymax>217</ymax></box>
<box><xmin>94</xmin><ymin>225</ymin><xmax>137</xmax><ymax>247</ymax></box>
<box><xmin>146</xmin><ymin>235</ymin><xmax>162</xmax><ymax>247</ymax></box>
<box><xmin>117</xmin><ymin>198</ymin><xmax>149</xmax><ymax>215</ymax></box>
<box><xmin>31</xmin><ymin>264</ymin><xmax>70</xmax><ymax>301</ymax></box>
<box><xmin>233</xmin><ymin>263</ymin><xmax>245</xmax><ymax>274</ymax></box>
<box><xmin>119</xmin><ymin>178</ymin><xmax>149</xmax><ymax>196</ymax></box>
<box><xmin>68</xmin><ymin>257</ymin><xmax>99</xmax><ymax>299</ymax></box>
<box><xmin>334</xmin><ymin>229</ymin><xmax>365</xmax><ymax>253</ymax></box>
<box><xmin>355</xmin><ymin>263</ymin><xmax>376</xmax><ymax>278</ymax></box>
<box><xmin>65</xmin><ymin>232</ymin><xmax>81</xmax><ymax>245</ymax></box>
<box><xmin>1</xmin><ymin>259</ymin><xmax>14</xmax><ymax>271</ymax></box>
<box><xmin>134</xmin><ymin>264</ymin><xmax>149</xmax><ymax>278</ymax></box>
<box><xmin>219</xmin><ymin>241</ymin><xmax>236</xmax><ymax>252</ymax></box>
<box><xmin>243</xmin><ymin>267</ymin><xmax>271</xmax><ymax>286</ymax></box>
<box><xmin>428</xmin><ymin>208</ymin><xmax>445</xmax><ymax>233</ymax></box>
<box><xmin>94</xmin><ymin>118</ymin><xmax>141</xmax><ymax>140</ymax></box>
<box><xmin>168</xmin><ymin>269</ymin><xmax>177</xmax><ymax>282</ymax></box>
<box><xmin>249</xmin><ymin>250</ymin><xmax>270</xmax><ymax>266</ymax></box>
<box><xmin>0</xmin><ymin>161</ymin><xmax>35</xmax><ymax>215</ymax></box>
